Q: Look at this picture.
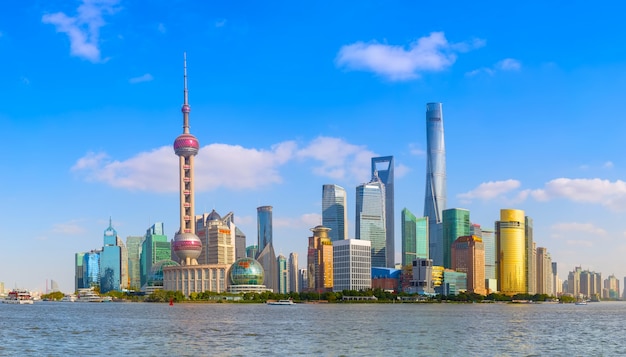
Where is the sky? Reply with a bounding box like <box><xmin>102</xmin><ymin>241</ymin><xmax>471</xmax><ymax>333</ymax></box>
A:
<box><xmin>2</xmin><ymin>1</ymin><xmax>626</xmax><ymax>293</ymax></box>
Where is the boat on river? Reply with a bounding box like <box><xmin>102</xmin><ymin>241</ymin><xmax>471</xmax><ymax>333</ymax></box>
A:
<box><xmin>267</xmin><ymin>299</ymin><xmax>295</xmax><ymax>305</ymax></box>
<box><xmin>3</xmin><ymin>290</ymin><xmax>34</xmax><ymax>304</ymax></box>
<box><xmin>76</xmin><ymin>288</ymin><xmax>103</xmax><ymax>303</ymax></box>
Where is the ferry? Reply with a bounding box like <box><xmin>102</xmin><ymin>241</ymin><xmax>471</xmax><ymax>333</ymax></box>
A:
<box><xmin>76</xmin><ymin>288</ymin><xmax>103</xmax><ymax>303</ymax></box>
<box><xmin>3</xmin><ymin>290</ymin><xmax>34</xmax><ymax>304</ymax></box>
<box><xmin>267</xmin><ymin>299</ymin><xmax>295</xmax><ymax>305</ymax></box>
<box><xmin>61</xmin><ymin>294</ymin><xmax>77</xmax><ymax>302</ymax></box>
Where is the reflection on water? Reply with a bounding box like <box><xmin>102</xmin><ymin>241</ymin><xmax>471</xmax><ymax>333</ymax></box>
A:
<box><xmin>1</xmin><ymin>301</ymin><xmax>626</xmax><ymax>356</ymax></box>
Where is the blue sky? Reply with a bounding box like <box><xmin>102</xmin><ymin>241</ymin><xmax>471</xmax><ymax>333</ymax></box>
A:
<box><xmin>2</xmin><ymin>1</ymin><xmax>626</xmax><ymax>293</ymax></box>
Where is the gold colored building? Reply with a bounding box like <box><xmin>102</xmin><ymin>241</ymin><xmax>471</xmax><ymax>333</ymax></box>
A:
<box><xmin>496</xmin><ymin>209</ymin><xmax>526</xmax><ymax>295</ymax></box>
<box><xmin>307</xmin><ymin>225</ymin><xmax>333</xmax><ymax>292</ymax></box>
<box><xmin>451</xmin><ymin>235</ymin><xmax>486</xmax><ymax>295</ymax></box>
<box><xmin>432</xmin><ymin>265</ymin><xmax>444</xmax><ymax>290</ymax></box>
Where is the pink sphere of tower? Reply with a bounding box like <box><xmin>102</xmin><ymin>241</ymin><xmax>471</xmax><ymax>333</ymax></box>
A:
<box><xmin>172</xmin><ymin>232</ymin><xmax>202</xmax><ymax>261</ymax></box>
<box><xmin>173</xmin><ymin>133</ymin><xmax>199</xmax><ymax>157</ymax></box>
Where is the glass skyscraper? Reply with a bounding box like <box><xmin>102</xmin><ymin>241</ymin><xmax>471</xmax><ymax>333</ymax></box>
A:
<box><xmin>481</xmin><ymin>229</ymin><xmax>496</xmax><ymax>280</ymax></box>
<box><xmin>401</xmin><ymin>208</ymin><xmax>428</xmax><ymax>266</ymax></box>
<box><xmin>83</xmin><ymin>250</ymin><xmax>101</xmax><ymax>288</ymax></box>
<box><xmin>322</xmin><ymin>184</ymin><xmax>348</xmax><ymax>242</ymax></box>
<box><xmin>442</xmin><ymin>208</ymin><xmax>470</xmax><ymax>269</ymax></box>
<box><xmin>371</xmin><ymin>156</ymin><xmax>394</xmax><ymax>267</ymax></box>
<box><xmin>257</xmin><ymin>206</ymin><xmax>273</xmax><ymax>254</ymax></box>
<box><xmin>126</xmin><ymin>236</ymin><xmax>144</xmax><ymax>290</ymax></box>
<box><xmin>140</xmin><ymin>222</ymin><xmax>171</xmax><ymax>288</ymax></box>
<box><xmin>100</xmin><ymin>220</ymin><xmax>121</xmax><ymax>293</ymax></box>
<box><xmin>423</xmin><ymin>102</ymin><xmax>447</xmax><ymax>267</ymax></box>
<box><xmin>277</xmin><ymin>254</ymin><xmax>288</xmax><ymax>294</ymax></box>
<box><xmin>356</xmin><ymin>172</ymin><xmax>386</xmax><ymax>268</ymax></box>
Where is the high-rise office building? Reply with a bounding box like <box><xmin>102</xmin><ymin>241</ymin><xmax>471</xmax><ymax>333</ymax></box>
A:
<box><xmin>525</xmin><ymin>217</ymin><xmax>536</xmax><ymax>295</ymax></box>
<box><xmin>356</xmin><ymin>172</ymin><xmax>386</xmax><ymax>268</ymax></box>
<box><xmin>481</xmin><ymin>229</ymin><xmax>496</xmax><ymax>280</ymax></box>
<box><xmin>451</xmin><ymin>235</ymin><xmax>486</xmax><ymax>295</ymax></box>
<box><xmin>246</xmin><ymin>245</ymin><xmax>258</xmax><ymax>259</ymax></box>
<box><xmin>401</xmin><ymin>208</ymin><xmax>428</xmax><ymax>266</ymax></box>
<box><xmin>307</xmin><ymin>225</ymin><xmax>333</xmax><ymax>292</ymax></box>
<box><xmin>333</xmin><ymin>239</ymin><xmax>371</xmax><ymax>292</ymax></box>
<box><xmin>100</xmin><ymin>219</ymin><xmax>122</xmax><ymax>293</ymax></box>
<box><xmin>442</xmin><ymin>208</ymin><xmax>470</xmax><ymax>269</ymax></box>
<box><xmin>568</xmin><ymin>266</ymin><xmax>582</xmax><ymax>297</ymax></box>
<box><xmin>289</xmin><ymin>252</ymin><xmax>299</xmax><ymax>293</ymax></box>
<box><xmin>604</xmin><ymin>274</ymin><xmax>620</xmax><ymax>299</ymax></box>
<box><xmin>496</xmin><ymin>209</ymin><xmax>526</xmax><ymax>295</ymax></box>
<box><xmin>423</xmin><ymin>102</ymin><xmax>447</xmax><ymax>267</ymax></box>
<box><xmin>82</xmin><ymin>250</ymin><xmax>101</xmax><ymax>288</ymax></box>
<box><xmin>196</xmin><ymin>210</ymin><xmax>236</xmax><ymax>265</ymax></box>
<box><xmin>277</xmin><ymin>254</ymin><xmax>289</xmax><ymax>294</ymax></box>
<box><xmin>75</xmin><ymin>252</ymin><xmax>85</xmax><ymax>291</ymax></box>
<box><xmin>126</xmin><ymin>236</ymin><xmax>144</xmax><ymax>290</ymax></box>
<box><xmin>257</xmin><ymin>206</ymin><xmax>273</xmax><ymax>253</ymax></box>
<box><xmin>140</xmin><ymin>222</ymin><xmax>171</xmax><ymax>288</ymax></box>
<box><xmin>536</xmin><ymin>247</ymin><xmax>552</xmax><ymax>295</ymax></box>
<box><xmin>372</xmin><ymin>156</ymin><xmax>395</xmax><ymax>267</ymax></box>
<box><xmin>235</xmin><ymin>227</ymin><xmax>247</xmax><ymax>260</ymax></box>
<box><xmin>408</xmin><ymin>258</ymin><xmax>435</xmax><ymax>295</ymax></box>
<box><xmin>552</xmin><ymin>262</ymin><xmax>559</xmax><ymax>296</ymax></box>
<box><xmin>322</xmin><ymin>184</ymin><xmax>348</xmax><ymax>242</ymax></box>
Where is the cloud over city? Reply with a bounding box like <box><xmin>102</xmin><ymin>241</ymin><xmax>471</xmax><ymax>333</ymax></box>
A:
<box><xmin>71</xmin><ymin>137</ymin><xmax>383</xmax><ymax>193</ymax></box>
<box><xmin>466</xmin><ymin>58</ymin><xmax>522</xmax><ymax>77</ymax></box>
<box><xmin>42</xmin><ymin>0</ymin><xmax>120</xmax><ymax>62</ymax></box>
<box><xmin>336</xmin><ymin>32</ymin><xmax>485</xmax><ymax>81</ymax></box>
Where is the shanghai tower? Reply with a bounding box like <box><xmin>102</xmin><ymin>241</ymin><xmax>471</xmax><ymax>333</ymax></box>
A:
<box><xmin>423</xmin><ymin>102</ymin><xmax>447</xmax><ymax>267</ymax></box>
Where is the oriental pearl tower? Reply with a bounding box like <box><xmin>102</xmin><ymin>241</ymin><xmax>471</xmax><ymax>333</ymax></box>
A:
<box><xmin>172</xmin><ymin>53</ymin><xmax>202</xmax><ymax>266</ymax></box>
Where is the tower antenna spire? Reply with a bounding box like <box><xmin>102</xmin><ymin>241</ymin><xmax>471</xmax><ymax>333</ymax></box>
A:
<box><xmin>182</xmin><ymin>52</ymin><xmax>190</xmax><ymax>134</ymax></box>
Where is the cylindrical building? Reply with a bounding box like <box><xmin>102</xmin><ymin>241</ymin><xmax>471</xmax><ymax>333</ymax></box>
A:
<box><xmin>496</xmin><ymin>209</ymin><xmax>526</xmax><ymax>295</ymax></box>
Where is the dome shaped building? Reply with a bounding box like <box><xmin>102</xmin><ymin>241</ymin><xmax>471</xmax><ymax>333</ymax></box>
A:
<box><xmin>228</xmin><ymin>257</ymin><xmax>272</xmax><ymax>293</ymax></box>
<box><xmin>143</xmin><ymin>259</ymin><xmax>180</xmax><ymax>294</ymax></box>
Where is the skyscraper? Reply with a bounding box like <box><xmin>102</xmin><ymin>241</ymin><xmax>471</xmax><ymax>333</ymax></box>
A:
<box><xmin>322</xmin><ymin>184</ymin><xmax>348</xmax><ymax>242</ymax></box>
<box><xmin>257</xmin><ymin>206</ymin><xmax>273</xmax><ymax>253</ymax></box>
<box><xmin>196</xmin><ymin>210</ymin><xmax>235</xmax><ymax>265</ymax></box>
<box><xmin>100</xmin><ymin>218</ymin><xmax>122</xmax><ymax>293</ymax></box>
<box><xmin>356</xmin><ymin>172</ymin><xmax>386</xmax><ymax>268</ymax></box>
<box><xmin>171</xmin><ymin>53</ymin><xmax>202</xmax><ymax>267</ymax></box>
<box><xmin>307</xmin><ymin>225</ymin><xmax>334</xmax><ymax>293</ymax></box>
<box><xmin>140</xmin><ymin>222</ymin><xmax>171</xmax><ymax>288</ymax></box>
<box><xmin>83</xmin><ymin>250</ymin><xmax>101</xmax><ymax>288</ymax></box>
<box><xmin>423</xmin><ymin>102</ymin><xmax>447</xmax><ymax>267</ymax></box>
<box><xmin>289</xmin><ymin>252</ymin><xmax>299</xmax><ymax>293</ymax></box>
<box><xmin>536</xmin><ymin>247</ymin><xmax>552</xmax><ymax>295</ymax></box>
<box><xmin>277</xmin><ymin>254</ymin><xmax>289</xmax><ymax>294</ymax></box>
<box><xmin>442</xmin><ymin>208</ymin><xmax>470</xmax><ymax>269</ymax></box>
<box><xmin>372</xmin><ymin>156</ymin><xmax>394</xmax><ymax>267</ymax></box>
<box><xmin>451</xmin><ymin>235</ymin><xmax>486</xmax><ymax>295</ymax></box>
<box><xmin>525</xmin><ymin>216</ymin><xmax>536</xmax><ymax>295</ymax></box>
<box><xmin>401</xmin><ymin>208</ymin><xmax>428</xmax><ymax>266</ymax></box>
<box><xmin>333</xmin><ymin>239</ymin><xmax>371</xmax><ymax>292</ymax></box>
<box><xmin>75</xmin><ymin>252</ymin><xmax>85</xmax><ymax>291</ymax></box>
<box><xmin>496</xmin><ymin>209</ymin><xmax>526</xmax><ymax>295</ymax></box>
<box><xmin>481</xmin><ymin>229</ymin><xmax>496</xmax><ymax>280</ymax></box>
<box><xmin>126</xmin><ymin>235</ymin><xmax>144</xmax><ymax>290</ymax></box>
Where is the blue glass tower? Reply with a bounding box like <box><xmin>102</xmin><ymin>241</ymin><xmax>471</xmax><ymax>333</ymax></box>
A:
<box><xmin>83</xmin><ymin>250</ymin><xmax>101</xmax><ymax>288</ymax></box>
<box><xmin>423</xmin><ymin>102</ymin><xmax>447</xmax><ymax>266</ymax></box>
<box><xmin>257</xmin><ymin>206</ymin><xmax>273</xmax><ymax>254</ymax></box>
<box><xmin>322</xmin><ymin>184</ymin><xmax>348</xmax><ymax>242</ymax></box>
<box><xmin>372</xmin><ymin>156</ymin><xmax>394</xmax><ymax>267</ymax></box>
<box><xmin>356</xmin><ymin>172</ymin><xmax>386</xmax><ymax>268</ymax></box>
<box><xmin>100</xmin><ymin>218</ymin><xmax>121</xmax><ymax>293</ymax></box>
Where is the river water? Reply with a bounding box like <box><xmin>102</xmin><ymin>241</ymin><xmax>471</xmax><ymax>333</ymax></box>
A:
<box><xmin>1</xmin><ymin>301</ymin><xmax>625</xmax><ymax>356</ymax></box>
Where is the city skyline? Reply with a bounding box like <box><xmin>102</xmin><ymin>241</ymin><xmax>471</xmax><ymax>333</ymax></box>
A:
<box><xmin>2</xmin><ymin>2</ymin><xmax>626</xmax><ymax>292</ymax></box>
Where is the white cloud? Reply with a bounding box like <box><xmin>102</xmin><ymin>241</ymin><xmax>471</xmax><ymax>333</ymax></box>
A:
<box><xmin>72</xmin><ymin>136</ymin><xmax>384</xmax><ymax>193</ymax></box>
<box><xmin>42</xmin><ymin>0</ymin><xmax>120</xmax><ymax>62</ymax></box>
<box><xmin>551</xmin><ymin>222</ymin><xmax>607</xmax><ymax>236</ymax></box>
<box><xmin>129</xmin><ymin>73</ymin><xmax>154</xmax><ymax>84</ymax></box>
<box><xmin>458</xmin><ymin>179</ymin><xmax>521</xmax><ymax>202</ymax></box>
<box><xmin>409</xmin><ymin>143</ymin><xmax>425</xmax><ymax>156</ymax></box>
<box><xmin>336</xmin><ymin>32</ymin><xmax>484</xmax><ymax>81</ymax></box>
<box><xmin>52</xmin><ymin>221</ymin><xmax>87</xmax><ymax>235</ymax></box>
<box><xmin>466</xmin><ymin>58</ymin><xmax>521</xmax><ymax>77</ymax></box>
<box><xmin>157</xmin><ymin>23</ymin><xmax>166</xmax><ymax>33</ymax></box>
<box><xmin>297</xmin><ymin>136</ymin><xmax>376</xmax><ymax>182</ymax></box>
<box><xmin>531</xmin><ymin>178</ymin><xmax>626</xmax><ymax>211</ymax></box>
<box><xmin>603</xmin><ymin>161</ymin><xmax>614</xmax><ymax>169</ymax></box>
<box><xmin>496</xmin><ymin>58</ymin><xmax>521</xmax><ymax>71</ymax></box>
<box><xmin>275</xmin><ymin>213</ymin><xmax>321</xmax><ymax>229</ymax></box>
<box><xmin>215</xmin><ymin>19</ymin><xmax>227</xmax><ymax>28</ymax></box>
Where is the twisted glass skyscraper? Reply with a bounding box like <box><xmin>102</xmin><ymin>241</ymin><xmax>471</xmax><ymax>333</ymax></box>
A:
<box><xmin>423</xmin><ymin>102</ymin><xmax>447</xmax><ymax>267</ymax></box>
